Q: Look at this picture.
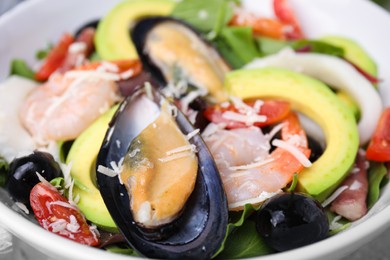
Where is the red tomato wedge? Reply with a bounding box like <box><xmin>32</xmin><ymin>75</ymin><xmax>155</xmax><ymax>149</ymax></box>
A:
<box><xmin>30</xmin><ymin>182</ymin><xmax>100</xmax><ymax>246</ymax></box>
<box><xmin>273</xmin><ymin>0</ymin><xmax>304</xmax><ymax>39</ymax></box>
<box><xmin>75</xmin><ymin>59</ymin><xmax>142</xmax><ymax>77</ymax></box>
<box><xmin>366</xmin><ymin>108</ymin><xmax>390</xmax><ymax>162</ymax></box>
<box><xmin>229</xmin><ymin>15</ymin><xmax>286</xmax><ymax>39</ymax></box>
<box><xmin>204</xmin><ymin>100</ymin><xmax>290</xmax><ymax>128</ymax></box>
<box><xmin>35</xmin><ymin>33</ymin><xmax>74</xmax><ymax>81</ymax></box>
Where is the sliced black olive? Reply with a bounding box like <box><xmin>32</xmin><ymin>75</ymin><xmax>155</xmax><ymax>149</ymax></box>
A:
<box><xmin>307</xmin><ymin>135</ymin><xmax>324</xmax><ymax>162</ymax></box>
<box><xmin>255</xmin><ymin>193</ymin><xmax>329</xmax><ymax>252</ymax></box>
<box><xmin>5</xmin><ymin>151</ymin><xmax>63</xmax><ymax>205</ymax></box>
<box><xmin>74</xmin><ymin>19</ymin><xmax>100</xmax><ymax>37</ymax></box>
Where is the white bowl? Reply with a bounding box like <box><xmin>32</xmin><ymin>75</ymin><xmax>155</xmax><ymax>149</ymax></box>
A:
<box><xmin>1</xmin><ymin>0</ymin><xmax>390</xmax><ymax>259</ymax></box>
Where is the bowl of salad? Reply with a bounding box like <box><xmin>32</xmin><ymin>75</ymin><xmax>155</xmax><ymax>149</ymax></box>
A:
<box><xmin>1</xmin><ymin>0</ymin><xmax>390</xmax><ymax>259</ymax></box>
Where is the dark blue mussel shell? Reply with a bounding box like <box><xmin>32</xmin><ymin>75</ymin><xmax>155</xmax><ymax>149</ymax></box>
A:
<box><xmin>96</xmin><ymin>86</ymin><xmax>228</xmax><ymax>259</ymax></box>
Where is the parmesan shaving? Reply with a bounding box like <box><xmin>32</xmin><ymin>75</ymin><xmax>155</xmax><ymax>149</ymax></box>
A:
<box><xmin>14</xmin><ymin>202</ymin><xmax>29</xmax><ymax>214</ymax></box>
<box><xmin>158</xmin><ymin>151</ymin><xmax>194</xmax><ymax>163</ymax></box>
<box><xmin>228</xmin><ymin>190</ymin><xmax>281</xmax><ymax>209</ymax></box>
<box><xmin>166</xmin><ymin>144</ymin><xmax>197</xmax><ymax>156</ymax></box>
<box><xmin>271</xmin><ymin>139</ymin><xmax>312</xmax><ymax>167</ymax></box>
<box><xmin>329</xmin><ymin>215</ymin><xmax>344</xmax><ymax>231</ymax></box>
<box><xmin>322</xmin><ymin>185</ymin><xmax>349</xmax><ymax>207</ymax></box>
<box><xmin>97</xmin><ymin>165</ymin><xmax>118</xmax><ymax>177</ymax></box>
<box><xmin>222</xmin><ymin>111</ymin><xmax>266</xmax><ymax>125</ymax></box>
<box><xmin>186</xmin><ymin>129</ymin><xmax>200</xmax><ymax>140</ymax></box>
<box><xmin>229</xmin><ymin>158</ymin><xmax>274</xmax><ymax>171</ymax></box>
<box><xmin>129</xmin><ymin>148</ymin><xmax>140</xmax><ymax>158</ymax></box>
<box><xmin>120</xmin><ymin>69</ymin><xmax>134</xmax><ymax>80</ymax></box>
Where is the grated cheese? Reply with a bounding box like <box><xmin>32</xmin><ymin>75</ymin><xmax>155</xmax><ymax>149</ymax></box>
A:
<box><xmin>129</xmin><ymin>148</ymin><xmax>140</xmax><ymax>158</ymax></box>
<box><xmin>229</xmin><ymin>158</ymin><xmax>274</xmax><ymax>171</ymax></box>
<box><xmin>97</xmin><ymin>165</ymin><xmax>118</xmax><ymax>177</ymax></box>
<box><xmin>120</xmin><ymin>69</ymin><xmax>134</xmax><ymax>80</ymax></box>
<box><xmin>158</xmin><ymin>151</ymin><xmax>194</xmax><ymax>163</ymax></box>
<box><xmin>228</xmin><ymin>190</ymin><xmax>281</xmax><ymax>209</ymax></box>
<box><xmin>321</xmin><ymin>185</ymin><xmax>349</xmax><ymax>207</ymax></box>
<box><xmin>166</xmin><ymin>144</ymin><xmax>197</xmax><ymax>156</ymax></box>
<box><xmin>271</xmin><ymin>139</ymin><xmax>312</xmax><ymax>167</ymax></box>
<box><xmin>14</xmin><ymin>202</ymin><xmax>29</xmax><ymax>215</ymax></box>
<box><xmin>68</xmin><ymin>42</ymin><xmax>86</xmax><ymax>54</ymax></box>
<box><xmin>329</xmin><ymin>215</ymin><xmax>344</xmax><ymax>231</ymax></box>
<box><xmin>222</xmin><ymin>111</ymin><xmax>267</xmax><ymax>125</ymax></box>
<box><xmin>186</xmin><ymin>129</ymin><xmax>200</xmax><ymax>140</ymax></box>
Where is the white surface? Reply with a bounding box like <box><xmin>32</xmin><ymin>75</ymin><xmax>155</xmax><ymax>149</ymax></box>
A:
<box><xmin>0</xmin><ymin>0</ymin><xmax>390</xmax><ymax>259</ymax></box>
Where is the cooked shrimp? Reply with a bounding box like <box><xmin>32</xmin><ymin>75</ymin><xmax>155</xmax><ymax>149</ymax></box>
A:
<box><xmin>20</xmin><ymin>72</ymin><xmax>121</xmax><ymax>144</ymax></box>
<box><xmin>204</xmin><ymin>112</ymin><xmax>311</xmax><ymax>210</ymax></box>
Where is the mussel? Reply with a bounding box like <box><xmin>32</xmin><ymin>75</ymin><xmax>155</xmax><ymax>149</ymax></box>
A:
<box><xmin>96</xmin><ymin>84</ymin><xmax>228</xmax><ymax>259</ymax></box>
<box><xmin>131</xmin><ymin>17</ymin><xmax>231</xmax><ymax>102</ymax></box>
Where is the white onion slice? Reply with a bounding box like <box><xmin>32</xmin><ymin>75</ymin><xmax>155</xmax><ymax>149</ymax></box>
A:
<box><xmin>245</xmin><ymin>48</ymin><xmax>383</xmax><ymax>145</ymax></box>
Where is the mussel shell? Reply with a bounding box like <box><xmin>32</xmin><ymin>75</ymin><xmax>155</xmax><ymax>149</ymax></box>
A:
<box><xmin>96</xmin><ymin>86</ymin><xmax>228</xmax><ymax>259</ymax></box>
<box><xmin>131</xmin><ymin>16</ymin><xmax>231</xmax><ymax>88</ymax></box>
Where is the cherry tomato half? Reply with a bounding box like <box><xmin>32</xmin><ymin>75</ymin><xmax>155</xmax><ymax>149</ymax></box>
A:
<box><xmin>30</xmin><ymin>182</ymin><xmax>100</xmax><ymax>246</ymax></box>
<box><xmin>366</xmin><ymin>108</ymin><xmax>390</xmax><ymax>162</ymax></box>
<box><xmin>204</xmin><ymin>100</ymin><xmax>290</xmax><ymax>129</ymax></box>
<box><xmin>273</xmin><ymin>0</ymin><xmax>304</xmax><ymax>39</ymax></box>
<box><xmin>35</xmin><ymin>33</ymin><xmax>74</xmax><ymax>81</ymax></box>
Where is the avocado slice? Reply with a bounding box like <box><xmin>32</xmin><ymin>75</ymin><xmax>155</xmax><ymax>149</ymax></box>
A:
<box><xmin>95</xmin><ymin>0</ymin><xmax>175</xmax><ymax>60</ymax></box>
<box><xmin>320</xmin><ymin>35</ymin><xmax>377</xmax><ymax>77</ymax></box>
<box><xmin>321</xmin><ymin>35</ymin><xmax>378</xmax><ymax>119</ymax></box>
<box><xmin>226</xmin><ymin>68</ymin><xmax>359</xmax><ymax>202</ymax></box>
<box><xmin>66</xmin><ymin>106</ymin><xmax>118</xmax><ymax>232</ymax></box>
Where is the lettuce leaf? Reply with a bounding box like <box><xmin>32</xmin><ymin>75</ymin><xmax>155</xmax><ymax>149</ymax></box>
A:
<box><xmin>0</xmin><ymin>156</ymin><xmax>9</xmax><ymax>187</ymax></box>
<box><xmin>367</xmin><ymin>162</ymin><xmax>389</xmax><ymax>209</ymax></box>
<box><xmin>10</xmin><ymin>59</ymin><xmax>35</xmax><ymax>80</ymax></box>
<box><xmin>213</xmin><ymin>204</ymin><xmax>272</xmax><ymax>258</ymax></box>
<box><xmin>171</xmin><ymin>0</ymin><xmax>233</xmax><ymax>35</ymax></box>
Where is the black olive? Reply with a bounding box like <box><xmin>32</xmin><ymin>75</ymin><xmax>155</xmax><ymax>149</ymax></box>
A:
<box><xmin>74</xmin><ymin>19</ymin><xmax>100</xmax><ymax>37</ymax></box>
<box><xmin>5</xmin><ymin>151</ymin><xmax>63</xmax><ymax>205</ymax></box>
<box><xmin>307</xmin><ymin>135</ymin><xmax>324</xmax><ymax>162</ymax></box>
<box><xmin>255</xmin><ymin>193</ymin><xmax>329</xmax><ymax>252</ymax></box>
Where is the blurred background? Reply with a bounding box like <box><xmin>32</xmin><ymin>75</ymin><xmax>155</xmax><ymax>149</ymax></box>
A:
<box><xmin>1</xmin><ymin>0</ymin><xmax>390</xmax><ymax>259</ymax></box>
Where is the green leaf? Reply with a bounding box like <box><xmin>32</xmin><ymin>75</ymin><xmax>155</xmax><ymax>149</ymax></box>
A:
<box><xmin>105</xmin><ymin>244</ymin><xmax>138</xmax><ymax>256</ymax></box>
<box><xmin>367</xmin><ymin>162</ymin><xmax>388</xmax><ymax>209</ymax></box>
<box><xmin>35</xmin><ymin>43</ymin><xmax>53</xmax><ymax>60</ymax></box>
<box><xmin>50</xmin><ymin>177</ymin><xmax>65</xmax><ymax>190</ymax></box>
<box><xmin>219</xmin><ymin>26</ymin><xmax>261</xmax><ymax>66</ymax></box>
<box><xmin>291</xmin><ymin>39</ymin><xmax>345</xmax><ymax>56</ymax></box>
<box><xmin>10</xmin><ymin>59</ymin><xmax>35</xmax><ymax>80</ymax></box>
<box><xmin>213</xmin><ymin>204</ymin><xmax>261</xmax><ymax>257</ymax></box>
<box><xmin>0</xmin><ymin>156</ymin><xmax>9</xmax><ymax>187</ymax></box>
<box><xmin>171</xmin><ymin>0</ymin><xmax>233</xmax><ymax>34</ymax></box>
<box><xmin>325</xmin><ymin>209</ymin><xmax>351</xmax><ymax>236</ymax></box>
<box><xmin>89</xmin><ymin>52</ymin><xmax>102</xmax><ymax>62</ymax></box>
<box><xmin>256</xmin><ymin>36</ymin><xmax>291</xmax><ymax>56</ymax></box>
<box><xmin>217</xmin><ymin>220</ymin><xmax>273</xmax><ymax>259</ymax></box>
<box><xmin>214</xmin><ymin>38</ymin><xmax>246</xmax><ymax>68</ymax></box>
<box><xmin>286</xmin><ymin>173</ymin><xmax>298</xmax><ymax>192</ymax></box>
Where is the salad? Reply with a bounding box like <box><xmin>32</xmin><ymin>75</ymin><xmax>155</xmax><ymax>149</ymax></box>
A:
<box><xmin>0</xmin><ymin>0</ymin><xmax>389</xmax><ymax>258</ymax></box>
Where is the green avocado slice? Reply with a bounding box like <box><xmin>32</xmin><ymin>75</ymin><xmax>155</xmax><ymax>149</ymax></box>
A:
<box><xmin>320</xmin><ymin>35</ymin><xmax>377</xmax><ymax>77</ymax></box>
<box><xmin>226</xmin><ymin>68</ymin><xmax>359</xmax><ymax>202</ymax></box>
<box><xmin>95</xmin><ymin>0</ymin><xmax>175</xmax><ymax>60</ymax></box>
<box><xmin>66</xmin><ymin>106</ymin><xmax>118</xmax><ymax>232</ymax></box>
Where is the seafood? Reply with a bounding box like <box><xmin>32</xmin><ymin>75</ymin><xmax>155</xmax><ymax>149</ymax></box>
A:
<box><xmin>96</xmin><ymin>85</ymin><xmax>228</xmax><ymax>258</ymax></box>
<box><xmin>131</xmin><ymin>17</ymin><xmax>231</xmax><ymax>102</ymax></box>
<box><xmin>19</xmin><ymin>71</ymin><xmax>121</xmax><ymax>144</ymax></box>
<box><xmin>204</xmin><ymin>112</ymin><xmax>311</xmax><ymax>210</ymax></box>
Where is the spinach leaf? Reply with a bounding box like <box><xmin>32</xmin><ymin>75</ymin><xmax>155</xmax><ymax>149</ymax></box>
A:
<box><xmin>171</xmin><ymin>0</ymin><xmax>233</xmax><ymax>35</ymax></box>
<box><xmin>291</xmin><ymin>39</ymin><xmax>344</xmax><ymax>56</ymax></box>
<box><xmin>219</xmin><ymin>26</ymin><xmax>261</xmax><ymax>67</ymax></box>
<box><xmin>217</xmin><ymin>220</ymin><xmax>272</xmax><ymax>259</ymax></box>
<box><xmin>256</xmin><ymin>37</ymin><xmax>291</xmax><ymax>56</ymax></box>
<box><xmin>367</xmin><ymin>162</ymin><xmax>388</xmax><ymax>209</ymax></box>
<box><xmin>256</xmin><ymin>37</ymin><xmax>345</xmax><ymax>57</ymax></box>
<box><xmin>10</xmin><ymin>59</ymin><xmax>35</xmax><ymax>80</ymax></box>
<box><xmin>214</xmin><ymin>204</ymin><xmax>273</xmax><ymax>258</ymax></box>
<box><xmin>35</xmin><ymin>43</ymin><xmax>53</xmax><ymax>60</ymax></box>
<box><xmin>105</xmin><ymin>244</ymin><xmax>138</xmax><ymax>256</ymax></box>
<box><xmin>0</xmin><ymin>157</ymin><xmax>9</xmax><ymax>187</ymax></box>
